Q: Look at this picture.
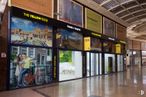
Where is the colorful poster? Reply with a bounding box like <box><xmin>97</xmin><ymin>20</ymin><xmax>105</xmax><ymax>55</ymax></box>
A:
<box><xmin>59</xmin><ymin>50</ymin><xmax>82</xmax><ymax>81</ymax></box>
<box><xmin>10</xmin><ymin>46</ymin><xmax>52</xmax><ymax>89</ymax></box>
<box><xmin>56</xmin><ymin>29</ymin><xmax>83</xmax><ymax>50</ymax></box>
<box><xmin>85</xmin><ymin>8</ymin><xmax>102</xmax><ymax>33</ymax></box>
<box><xmin>103</xmin><ymin>17</ymin><xmax>116</xmax><ymax>37</ymax></box>
<box><xmin>11</xmin><ymin>0</ymin><xmax>53</xmax><ymax>18</ymax></box>
<box><xmin>58</xmin><ymin>0</ymin><xmax>83</xmax><ymax>27</ymax></box>
<box><xmin>91</xmin><ymin>37</ymin><xmax>102</xmax><ymax>51</ymax></box>
<box><xmin>116</xmin><ymin>24</ymin><xmax>126</xmax><ymax>40</ymax></box>
<box><xmin>11</xmin><ymin>17</ymin><xmax>52</xmax><ymax>47</ymax></box>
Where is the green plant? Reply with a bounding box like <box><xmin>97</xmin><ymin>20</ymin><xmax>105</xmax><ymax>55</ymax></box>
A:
<box><xmin>60</xmin><ymin>51</ymin><xmax>72</xmax><ymax>63</ymax></box>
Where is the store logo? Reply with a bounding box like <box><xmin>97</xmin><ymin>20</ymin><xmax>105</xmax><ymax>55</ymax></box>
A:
<box><xmin>108</xmin><ymin>37</ymin><xmax>115</xmax><ymax>41</ymax></box>
<box><xmin>67</xmin><ymin>25</ymin><xmax>81</xmax><ymax>31</ymax></box>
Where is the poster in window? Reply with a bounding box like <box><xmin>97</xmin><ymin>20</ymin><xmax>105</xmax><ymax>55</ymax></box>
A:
<box><xmin>56</xmin><ymin>29</ymin><xmax>83</xmax><ymax>50</ymax></box>
<box><xmin>85</xmin><ymin>8</ymin><xmax>102</xmax><ymax>33</ymax></box>
<box><xmin>11</xmin><ymin>0</ymin><xmax>53</xmax><ymax>18</ymax></box>
<box><xmin>103</xmin><ymin>17</ymin><xmax>116</xmax><ymax>37</ymax></box>
<box><xmin>11</xmin><ymin>16</ymin><xmax>52</xmax><ymax>47</ymax></box>
<box><xmin>58</xmin><ymin>0</ymin><xmax>83</xmax><ymax>27</ymax></box>
<box><xmin>91</xmin><ymin>37</ymin><xmax>102</xmax><ymax>51</ymax></box>
<box><xmin>10</xmin><ymin>46</ymin><xmax>52</xmax><ymax>89</ymax></box>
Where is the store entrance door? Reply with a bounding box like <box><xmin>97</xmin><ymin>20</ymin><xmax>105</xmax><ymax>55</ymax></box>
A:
<box><xmin>86</xmin><ymin>52</ymin><xmax>102</xmax><ymax>77</ymax></box>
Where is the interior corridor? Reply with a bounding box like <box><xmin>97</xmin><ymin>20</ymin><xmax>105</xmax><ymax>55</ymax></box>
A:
<box><xmin>0</xmin><ymin>66</ymin><xmax>146</xmax><ymax>97</ymax></box>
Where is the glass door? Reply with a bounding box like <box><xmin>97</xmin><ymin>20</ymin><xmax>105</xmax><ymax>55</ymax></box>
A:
<box><xmin>86</xmin><ymin>52</ymin><xmax>101</xmax><ymax>77</ymax></box>
<box><xmin>104</xmin><ymin>53</ymin><xmax>115</xmax><ymax>74</ymax></box>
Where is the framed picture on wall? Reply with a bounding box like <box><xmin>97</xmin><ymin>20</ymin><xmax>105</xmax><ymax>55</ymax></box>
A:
<box><xmin>58</xmin><ymin>0</ymin><xmax>83</xmax><ymax>27</ymax></box>
<box><xmin>85</xmin><ymin>8</ymin><xmax>102</xmax><ymax>33</ymax></box>
<box><xmin>103</xmin><ymin>17</ymin><xmax>116</xmax><ymax>37</ymax></box>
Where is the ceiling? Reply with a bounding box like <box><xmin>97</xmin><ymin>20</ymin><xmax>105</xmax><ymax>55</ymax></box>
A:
<box><xmin>93</xmin><ymin>0</ymin><xmax>146</xmax><ymax>42</ymax></box>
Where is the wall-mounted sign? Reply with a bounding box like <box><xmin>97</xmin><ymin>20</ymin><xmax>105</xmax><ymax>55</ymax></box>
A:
<box><xmin>11</xmin><ymin>0</ymin><xmax>53</xmax><ymax>18</ymax></box>
<box><xmin>116</xmin><ymin>44</ymin><xmax>121</xmax><ymax>54</ymax></box>
<box><xmin>85</xmin><ymin>8</ymin><xmax>102</xmax><ymax>33</ymax></box>
<box><xmin>116</xmin><ymin>24</ymin><xmax>126</xmax><ymax>40</ymax></box>
<box><xmin>58</xmin><ymin>0</ymin><xmax>83</xmax><ymax>27</ymax></box>
<box><xmin>103</xmin><ymin>17</ymin><xmax>116</xmax><ymax>37</ymax></box>
<box><xmin>91</xmin><ymin>32</ymin><xmax>101</xmax><ymax>37</ymax></box>
<box><xmin>84</xmin><ymin>37</ymin><xmax>91</xmax><ymax>51</ymax></box>
<box><xmin>67</xmin><ymin>25</ymin><xmax>81</xmax><ymax>31</ymax></box>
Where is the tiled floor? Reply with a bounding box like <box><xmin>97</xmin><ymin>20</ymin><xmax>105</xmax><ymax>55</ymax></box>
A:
<box><xmin>0</xmin><ymin>66</ymin><xmax>146</xmax><ymax>97</ymax></box>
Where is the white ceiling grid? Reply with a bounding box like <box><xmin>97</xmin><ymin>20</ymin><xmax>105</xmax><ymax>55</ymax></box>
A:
<box><xmin>93</xmin><ymin>0</ymin><xmax>146</xmax><ymax>24</ymax></box>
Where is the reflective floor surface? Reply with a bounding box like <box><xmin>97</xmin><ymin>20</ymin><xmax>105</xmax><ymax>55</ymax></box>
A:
<box><xmin>0</xmin><ymin>66</ymin><xmax>146</xmax><ymax>97</ymax></box>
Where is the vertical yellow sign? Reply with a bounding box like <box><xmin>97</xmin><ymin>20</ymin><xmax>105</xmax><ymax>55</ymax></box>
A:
<box><xmin>116</xmin><ymin>44</ymin><xmax>121</xmax><ymax>53</ymax></box>
<box><xmin>84</xmin><ymin>37</ymin><xmax>91</xmax><ymax>51</ymax></box>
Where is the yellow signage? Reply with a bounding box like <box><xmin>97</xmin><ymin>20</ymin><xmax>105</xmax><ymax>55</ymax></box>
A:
<box><xmin>23</xmin><ymin>12</ymin><xmax>48</xmax><ymax>22</ymax></box>
<box><xmin>84</xmin><ymin>37</ymin><xmax>91</xmax><ymax>51</ymax></box>
<box><xmin>116</xmin><ymin>44</ymin><xmax>121</xmax><ymax>53</ymax></box>
<box><xmin>120</xmin><ymin>40</ymin><xmax>126</xmax><ymax>44</ymax></box>
<box><xmin>91</xmin><ymin>33</ymin><xmax>101</xmax><ymax>37</ymax></box>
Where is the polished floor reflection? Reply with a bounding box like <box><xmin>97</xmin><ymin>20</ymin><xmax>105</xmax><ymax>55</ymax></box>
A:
<box><xmin>0</xmin><ymin>66</ymin><xmax>146</xmax><ymax>97</ymax></box>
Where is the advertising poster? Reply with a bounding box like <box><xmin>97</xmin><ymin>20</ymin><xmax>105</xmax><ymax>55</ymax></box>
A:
<box><xmin>116</xmin><ymin>24</ymin><xmax>126</xmax><ymax>40</ymax></box>
<box><xmin>10</xmin><ymin>46</ymin><xmax>52</xmax><ymax>89</ymax></box>
<box><xmin>58</xmin><ymin>0</ymin><xmax>83</xmax><ymax>27</ymax></box>
<box><xmin>59</xmin><ymin>50</ymin><xmax>82</xmax><ymax>81</ymax></box>
<box><xmin>91</xmin><ymin>37</ymin><xmax>102</xmax><ymax>51</ymax></box>
<box><xmin>11</xmin><ymin>16</ymin><xmax>52</xmax><ymax>47</ymax></box>
<box><xmin>11</xmin><ymin>0</ymin><xmax>53</xmax><ymax>18</ymax></box>
<box><xmin>56</xmin><ymin>29</ymin><xmax>83</xmax><ymax>50</ymax></box>
<box><xmin>103</xmin><ymin>17</ymin><xmax>116</xmax><ymax>37</ymax></box>
<box><xmin>85</xmin><ymin>8</ymin><xmax>102</xmax><ymax>33</ymax></box>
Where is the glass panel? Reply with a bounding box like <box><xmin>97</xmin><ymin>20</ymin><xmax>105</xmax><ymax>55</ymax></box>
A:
<box><xmin>99</xmin><ymin>53</ymin><xmax>102</xmax><ymax>74</ymax></box>
<box><xmin>102</xmin><ymin>0</ymin><xmax>118</xmax><ymax>9</ymax></box>
<box><xmin>10</xmin><ymin>46</ymin><xmax>52</xmax><ymax>89</ymax></box>
<box><xmin>91</xmin><ymin>53</ymin><xmax>99</xmax><ymax>76</ymax></box>
<box><xmin>104</xmin><ymin>54</ymin><xmax>115</xmax><ymax>74</ymax></box>
<box><xmin>117</xmin><ymin>55</ymin><xmax>124</xmax><ymax>72</ymax></box>
<box><xmin>87</xmin><ymin>52</ymin><xmax>90</xmax><ymax>77</ymax></box>
<box><xmin>59</xmin><ymin>50</ymin><xmax>82</xmax><ymax>81</ymax></box>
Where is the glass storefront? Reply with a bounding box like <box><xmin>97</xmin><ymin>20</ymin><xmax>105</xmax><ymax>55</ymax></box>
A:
<box><xmin>87</xmin><ymin>52</ymin><xmax>100</xmax><ymax>76</ymax></box>
<box><xmin>117</xmin><ymin>55</ymin><xmax>123</xmax><ymax>72</ymax></box>
<box><xmin>142</xmin><ymin>51</ymin><xmax>146</xmax><ymax>66</ymax></box>
<box><xmin>104</xmin><ymin>54</ymin><xmax>115</xmax><ymax>74</ymax></box>
<box><xmin>59</xmin><ymin>50</ymin><xmax>82</xmax><ymax>81</ymax></box>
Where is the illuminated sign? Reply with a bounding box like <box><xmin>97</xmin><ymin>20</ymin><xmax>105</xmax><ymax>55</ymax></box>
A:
<box><xmin>116</xmin><ymin>44</ymin><xmax>121</xmax><ymax>53</ymax></box>
<box><xmin>91</xmin><ymin>33</ymin><xmax>101</xmax><ymax>37</ymax></box>
<box><xmin>84</xmin><ymin>37</ymin><xmax>91</xmax><ymax>51</ymax></box>
<box><xmin>108</xmin><ymin>37</ymin><xmax>115</xmax><ymax>41</ymax></box>
<box><xmin>23</xmin><ymin>12</ymin><xmax>48</xmax><ymax>22</ymax></box>
<box><xmin>120</xmin><ymin>40</ymin><xmax>126</xmax><ymax>44</ymax></box>
<box><xmin>67</xmin><ymin>25</ymin><xmax>81</xmax><ymax>31</ymax></box>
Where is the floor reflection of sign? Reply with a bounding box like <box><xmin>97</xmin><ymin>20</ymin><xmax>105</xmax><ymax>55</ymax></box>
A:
<box><xmin>138</xmin><ymin>90</ymin><xmax>144</xmax><ymax>96</ymax></box>
<box><xmin>1</xmin><ymin>52</ymin><xmax>7</xmax><ymax>58</ymax></box>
